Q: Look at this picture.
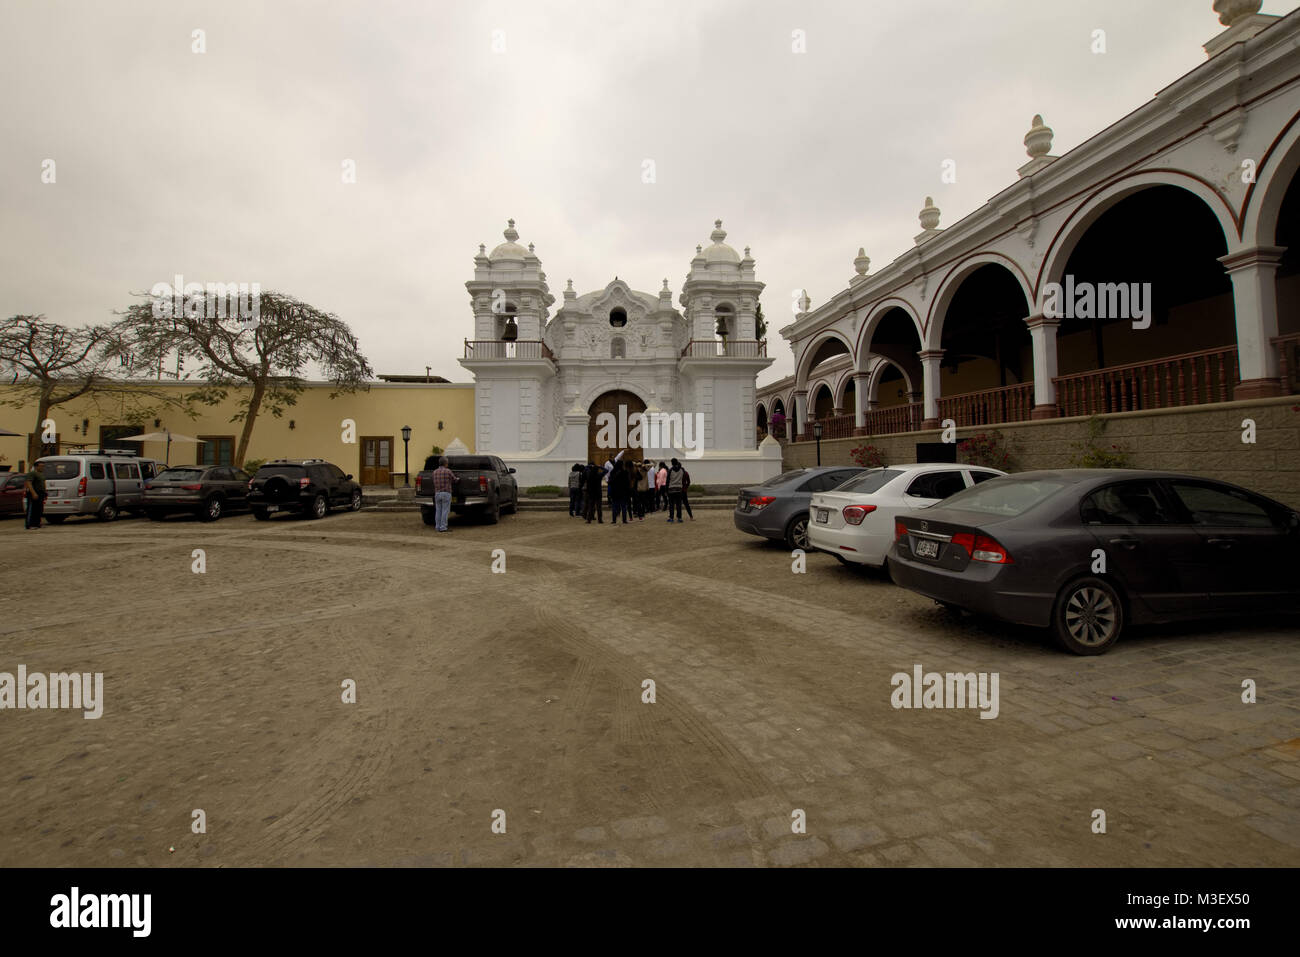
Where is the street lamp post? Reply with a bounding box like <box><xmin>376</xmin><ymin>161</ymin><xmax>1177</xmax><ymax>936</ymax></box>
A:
<box><xmin>401</xmin><ymin>425</ymin><xmax>412</xmax><ymax>486</ymax></box>
<box><xmin>813</xmin><ymin>421</ymin><xmax>823</xmax><ymax>467</ymax></box>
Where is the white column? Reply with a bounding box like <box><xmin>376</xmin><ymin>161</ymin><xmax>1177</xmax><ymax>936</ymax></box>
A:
<box><xmin>1026</xmin><ymin>314</ymin><xmax>1061</xmax><ymax>418</ymax></box>
<box><xmin>793</xmin><ymin>390</ymin><xmax>808</xmax><ymax>437</ymax></box>
<box><xmin>1219</xmin><ymin>245</ymin><xmax>1286</xmax><ymax>398</ymax></box>
<box><xmin>853</xmin><ymin>373</ymin><xmax>869</xmax><ymax>428</ymax></box>
<box><xmin>918</xmin><ymin>350</ymin><xmax>944</xmax><ymax>429</ymax></box>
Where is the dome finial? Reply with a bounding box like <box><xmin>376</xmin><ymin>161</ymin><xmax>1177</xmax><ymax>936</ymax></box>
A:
<box><xmin>504</xmin><ymin>219</ymin><xmax>519</xmax><ymax>242</ymax></box>
<box><xmin>710</xmin><ymin>220</ymin><xmax>727</xmax><ymax>243</ymax></box>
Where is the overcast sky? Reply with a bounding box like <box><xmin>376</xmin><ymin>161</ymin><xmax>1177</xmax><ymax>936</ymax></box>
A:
<box><xmin>3</xmin><ymin>0</ymin><xmax>1297</xmax><ymax>387</ymax></box>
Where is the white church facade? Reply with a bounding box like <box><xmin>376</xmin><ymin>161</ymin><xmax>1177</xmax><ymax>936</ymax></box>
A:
<box><xmin>460</xmin><ymin>219</ymin><xmax>782</xmax><ymax>487</ymax></box>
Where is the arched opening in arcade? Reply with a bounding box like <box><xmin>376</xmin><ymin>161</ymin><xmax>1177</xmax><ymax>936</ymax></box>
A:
<box><xmin>936</xmin><ymin>264</ymin><xmax>1032</xmax><ymax>426</ymax></box>
<box><xmin>811</xmin><ymin>383</ymin><xmax>835</xmax><ymax>419</ymax></box>
<box><xmin>860</xmin><ymin>307</ymin><xmax>924</xmax><ymax>433</ymax></box>
<box><xmin>756</xmin><ymin>402</ymin><xmax>769</xmax><ymax>439</ymax></box>
<box><xmin>1052</xmin><ymin>184</ymin><xmax>1235</xmax><ymax>415</ymax></box>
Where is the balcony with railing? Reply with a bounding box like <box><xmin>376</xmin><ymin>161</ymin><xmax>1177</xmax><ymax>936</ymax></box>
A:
<box><xmin>463</xmin><ymin>339</ymin><xmax>556</xmax><ymax>361</ymax></box>
<box><xmin>681</xmin><ymin>339</ymin><xmax>768</xmax><ymax>358</ymax></box>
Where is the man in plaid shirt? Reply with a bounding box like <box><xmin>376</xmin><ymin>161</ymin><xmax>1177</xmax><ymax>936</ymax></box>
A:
<box><xmin>429</xmin><ymin>456</ymin><xmax>456</xmax><ymax>532</ymax></box>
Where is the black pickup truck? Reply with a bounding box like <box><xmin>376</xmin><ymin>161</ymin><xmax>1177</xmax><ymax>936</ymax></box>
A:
<box><xmin>413</xmin><ymin>454</ymin><xmax>519</xmax><ymax>525</ymax></box>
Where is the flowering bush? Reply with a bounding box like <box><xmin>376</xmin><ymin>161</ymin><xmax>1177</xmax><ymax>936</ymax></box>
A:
<box><xmin>957</xmin><ymin>430</ymin><xmax>1014</xmax><ymax>470</ymax></box>
<box><xmin>1069</xmin><ymin>416</ymin><xmax>1132</xmax><ymax>468</ymax></box>
<box><xmin>850</xmin><ymin>444</ymin><xmax>887</xmax><ymax>468</ymax></box>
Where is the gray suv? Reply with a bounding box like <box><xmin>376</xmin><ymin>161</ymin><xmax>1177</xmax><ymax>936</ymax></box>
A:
<box><xmin>38</xmin><ymin>450</ymin><xmax>163</xmax><ymax>523</ymax></box>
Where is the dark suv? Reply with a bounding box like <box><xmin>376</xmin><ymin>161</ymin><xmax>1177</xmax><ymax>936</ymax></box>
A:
<box><xmin>247</xmin><ymin>459</ymin><xmax>363</xmax><ymax>520</ymax></box>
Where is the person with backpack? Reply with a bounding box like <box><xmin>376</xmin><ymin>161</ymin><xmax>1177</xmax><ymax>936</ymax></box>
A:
<box><xmin>609</xmin><ymin>459</ymin><xmax>631</xmax><ymax>525</ymax></box>
<box><xmin>666</xmin><ymin>458</ymin><xmax>685</xmax><ymax>523</ymax></box>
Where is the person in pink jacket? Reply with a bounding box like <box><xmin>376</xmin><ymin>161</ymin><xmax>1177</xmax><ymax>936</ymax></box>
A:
<box><xmin>655</xmin><ymin>461</ymin><xmax>668</xmax><ymax>511</ymax></box>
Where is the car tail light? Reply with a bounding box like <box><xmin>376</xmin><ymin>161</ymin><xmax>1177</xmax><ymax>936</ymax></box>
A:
<box><xmin>415</xmin><ymin>475</ymin><xmax>423</xmax><ymax>493</ymax></box>
<box><xmin>181</xmin><ymin>483</ymin><xmax>202</xmax><ymax>491</ymax></box>
<box><xmin>298</xmin><ymin>476</ymin><xmax>310</xmax><ymax>489</ymax></box>
<box><xmin>951</xmin><ymin>532</ymin><xmax>1013</xmax><ymax>564</ymax></box>
<box><xmin>748</xmin><ymin>495</ymin><xmax>776</xmax><ymax>509</ymax></box>
<box><xmin>144</xmin><ymin>483</ymin><xmax>153</xmax><ymax>490</ymax></box>
<box><xmin>842</xmin><ymin>505</ymin><xmax>877</xmax><ymax>525</ymax></box>
<box><xmin>894</xmin><ymin>520</ymin><xmax>907</xmax><ymax>541</ymax></box>
<box><xmin>77</xmin><ymin>477</ymin><xmax>87</xmax><ymax>497</ymax></box>
<box><xmin>479</xmin><ymin>474</ymin><xmax>488</xmax><ymax>492</ymax></box>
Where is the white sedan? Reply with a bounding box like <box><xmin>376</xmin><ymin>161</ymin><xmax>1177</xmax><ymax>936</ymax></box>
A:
<box><xmin>807</xmin><ymin>463</ymin><xmax>1007</xmax><ymax>569</ymax></box>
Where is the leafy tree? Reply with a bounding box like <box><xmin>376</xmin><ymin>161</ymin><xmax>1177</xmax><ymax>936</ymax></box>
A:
<box><xmin>0</xmin><ymin>314</ymin><xmax>186</xmax><ymax>463</ymax></box>
<box><xmin>755</xmin><ymin>301</ymin><xmax>767</xmax><ymax>341</ymax></box>
<box><xmin>115</xmin><ymin>290</ymin><xmax>372</xmax><ymax>466</ymax></box>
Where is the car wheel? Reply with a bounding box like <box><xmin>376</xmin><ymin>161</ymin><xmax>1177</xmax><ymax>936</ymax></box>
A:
<box><xmin>308</xmin><ymin>494</ymin><xmax>328</xmax><ymax>519</ymax></box>
<box><xmin>199</xmin><ymin>495</ymin><xmax>223</xmax><ymax>522</ymax></box>
<box><xmin>350</xmin><ymin>488</ymin><xmax>363</xmax><ymax>511</ymax></box>
<box><xmin>97</xmin><ymin>500</ymin><xmax>118</xmax><ymax>522</ymax></box>
<box><xmin>784</xmin><ymin>515</ymin><xmax>809</xmax><ymax>551</ymax></box>
<box><xmin>45</xmin><ymin>514</ymin><xmax>67</xmax><ymax>524</ymax></box>
<box><xmin>421</xmin><ymin>507</ymin><xmax>437</xmax><ymax>526</ymax></box>
<box><xmin>485</xmin><ymin>501</ymin><xmax>500</xmax><ymax>525</ymax></box>
<box><xmin>1052</xmin><ymin>577</ymin><xmax>1123</xmax><ymax>655</ymax></box>
<box><xmin>252</xmin><ymin>508</ymin><xmax>270</xmax><ymax>521</ymax></box>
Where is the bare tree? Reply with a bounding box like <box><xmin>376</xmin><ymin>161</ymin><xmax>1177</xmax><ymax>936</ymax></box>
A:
<box><xmin>114</xmin><ymin>289</ymin><xmax>373</xmax><ymax>466</ymax></box>
<box><xmin>0</xmin><ymin>314</ymin><xmax>185</xmax><ymax>463</ymax></box>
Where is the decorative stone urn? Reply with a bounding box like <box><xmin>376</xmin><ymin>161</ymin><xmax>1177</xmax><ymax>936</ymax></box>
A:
<box><xmin>919</xmin><ymin>197</ymin><xmax>941</xmax><ymax>231</ymax></box>
<box><xmin>853</xmin><ymin>247</ymin><xmax>871</xmax><ymax>278</ymax></box>
<box><xmin>1024</xmin><ymin>114</ymin><xmax>1054</xmax><ymax>159</ymax></box>
<box><xmin>1214</xmin><ymin>0</ymin><xmax>1262</xmax><ymax>27</ymax></box>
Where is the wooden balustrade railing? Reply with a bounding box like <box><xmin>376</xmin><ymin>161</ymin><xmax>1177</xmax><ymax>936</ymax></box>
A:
<box><xmin>937</xmin><ymin>383</ymin><xmax>1035</xmax><ymax>428</ymax></box>
<box><xmin>1053</xmin><ymin>345</ymin><xmax>1239</xmax><ymax>417</ymax></box>
<box><xmin>1271</xmin><ymin>332</ymin><xmax>1300</xmax><ymax>393</ymax></box>
<box><xmin>864</xmin><ymin>402</ymin><xmax>923</xmax><ymax>435</ymax></box>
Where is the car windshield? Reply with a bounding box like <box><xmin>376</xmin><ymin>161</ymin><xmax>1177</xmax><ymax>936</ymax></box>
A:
<box><xmin>760</xmin><ymin>469</ymin><xmax>807</xmax><ymax>488</ymax></box>
<box><xmin>158</xmin><ymin>468</ymin><xmax>205</xmax><ymax>481</ymax></box>
<box><xmin>936</xmin><ymin>477</ymin><xmax>1068</xmax><ymax>517</ymax></box>
<box><xmin>833</xmin><ymin>469</ymin><xmax>903</xmax><ymax>494</ymax></box>
<box><xmin>38</xmin><ymin>459</ymin><xmax>82</xmax><ymax>479</ymax></box>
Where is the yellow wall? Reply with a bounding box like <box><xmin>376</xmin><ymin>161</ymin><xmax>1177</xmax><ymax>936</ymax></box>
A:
<box><xmin>0</xmin><ymin>380</ymin><xmax>476</xmax><ymax>483</ymax></box>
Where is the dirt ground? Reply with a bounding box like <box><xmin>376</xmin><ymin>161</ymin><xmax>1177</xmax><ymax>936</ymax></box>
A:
<box><xmin>1</xmin><ymin>506</ymin><xmax>1297</xmax><ymax>867</ymax></box>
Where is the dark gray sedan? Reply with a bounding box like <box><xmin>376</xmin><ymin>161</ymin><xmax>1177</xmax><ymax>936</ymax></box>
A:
<box><xmin>734</xmin><ymin>465</ymin><xmax>866</xmax><ymax>549</ymax></box>
<box><xmin>889</xmin><ymin>469</ymin><xmax>1300</xmax><ymax>655</ymax></box>
<box><xmin>144</xmin><ymin>465</ymin><xmax>252</xmax><ymax>522</ymax></box>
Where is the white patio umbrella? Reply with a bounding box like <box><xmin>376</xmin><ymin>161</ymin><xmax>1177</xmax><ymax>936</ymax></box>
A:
<box><xmin>116</xmin><ymin>430</ymin><xmax>205</xmax><ymax>466</ymax></box>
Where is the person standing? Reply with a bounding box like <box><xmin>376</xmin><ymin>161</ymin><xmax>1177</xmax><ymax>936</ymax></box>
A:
<box><xmin>655</xmin><ymin>460</ymin><xmax>668</xmax><ymax>511</ymax></box>
<box><xmin>666</xmin><ymin>458</ymin><xmax>685</xmax><ymax>523</ymax></box>
<box><xmin>629</xmin><ymin>460</ymin><xmax>644</xmax><ymax>520</ymax></box>
<box><xmin>428</xmin><ymin>456</ymin><xmax>456</xmax><ymax>532</ymax></box>
<box><xmin>609</xmin><ymin>459</ymin><xmax>631</xmax><ymax>525</ymax></box>
<box><xmin>24</xmin><ymin>461</ymin><xmax>47</xmax><ymax>530</ymax></box>
<box><xmin>567</xmin><ymin>463</ymin><xmax>583</xmax><ymax>517</ymax></box>
<box><xmin>680</xmin><ymin>464</ymin><xmax>695</xmax><ymax>521</ymax></box>
<box><xmin>583</xmin><ymin>461</ymin><xmax>604</xmax><ymax>524</ymax></box>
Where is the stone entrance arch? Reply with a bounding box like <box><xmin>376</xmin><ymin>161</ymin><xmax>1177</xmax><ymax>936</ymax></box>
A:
<box><xmin>587</xmin><ymin>389</ymin><xmax>647</xmax><ymax>465</ymax></box>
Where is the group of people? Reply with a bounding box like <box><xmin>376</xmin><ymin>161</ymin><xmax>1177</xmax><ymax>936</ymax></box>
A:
<box><xmin>568</xmin><ymin>454</ymin><xmax>695</xmax><ymax>525</ymax></box>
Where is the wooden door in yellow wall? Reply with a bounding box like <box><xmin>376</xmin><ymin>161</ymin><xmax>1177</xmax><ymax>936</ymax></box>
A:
<box><xmin>360</xmin><ymin>437</ymin><xmax>392</xmax><ymax>486</ymax></box>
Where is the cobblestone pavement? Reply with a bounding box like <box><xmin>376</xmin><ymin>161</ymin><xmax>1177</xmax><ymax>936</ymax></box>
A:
<box><xmin>1</xmin><ymin>509</ymin><xmax>1296</xmax><ymax>866</ymax></box>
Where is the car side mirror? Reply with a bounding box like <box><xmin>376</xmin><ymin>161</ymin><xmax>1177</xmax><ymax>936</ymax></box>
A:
<box><xmin>508</xmin><ymin>468</ymin><xmax>516</xmax><ymax>474</ymax></box>
<box><xmin>345</xmin><ymin>474</ymin><xmax>353</xmax><ymax>481</ymax></box>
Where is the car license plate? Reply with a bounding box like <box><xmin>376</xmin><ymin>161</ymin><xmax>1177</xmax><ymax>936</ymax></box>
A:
<box><xmin>266</xmin><ymin>505</ymin><xmax>279</xmax><ymax>513</ymax></box>
<box><xmin>815</xmin><ymin>508</ymin><xmax>829</xmax><ymax>524</ymax></box>
<box><xmin>915</xmin><ymin>539</ymin><xmax>940</xmax><ymax>559</ymax></box>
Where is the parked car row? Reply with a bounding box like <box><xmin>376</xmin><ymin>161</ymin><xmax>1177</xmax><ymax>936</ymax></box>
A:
<box><xmin>22</xmin><ymin>450</ymin><xmax>363</xmax><ymax>524</ymax></box>
<box><xmin>736</xmin><ymin>464</ymin><xmax>1300</xmax><ymax>655</ymax></box>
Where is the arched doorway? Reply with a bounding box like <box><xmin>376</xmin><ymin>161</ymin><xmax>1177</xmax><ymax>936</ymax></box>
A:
<box><xmin>588</xmin><ymin>390</ymin><xmax>647</xmax><ymax>465</ymax></box>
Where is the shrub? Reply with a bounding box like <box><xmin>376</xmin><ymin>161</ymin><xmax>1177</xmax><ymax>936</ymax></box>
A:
<box><xmin>958</xmin><ymin>429</ymin><xmax>1015</xmax><ymax>471</ymax></box>
<box><xmin>526</xmin><ymin>485</ymin><xmax>564</xmax><ymax>496</ymax></box>
<box><xmin>241</xmin><ymin>457</ymin><xmax>266</xmax><ymax>475</ymax></box>
<box><xmin>429</xmin><ymin>444</ymin><xmax>443</xmax><ymax>458</ymax></box>
<box><xmin>1069</xmin><ymin>416</ymin><xmax>1132</xmax><ymax>468</ymax></box>
<box><xmin>849</xmin><ymin>444</ymin><xmax>887</xmax><ymax>468</ymax></box>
